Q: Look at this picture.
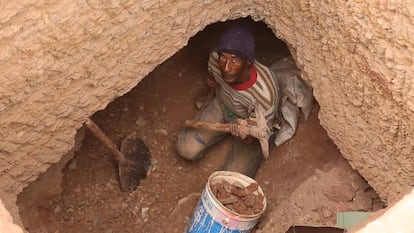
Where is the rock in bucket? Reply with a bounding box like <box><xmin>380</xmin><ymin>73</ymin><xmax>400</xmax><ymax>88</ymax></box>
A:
<box><xmin>187</xmin><ymin>171</ymin><xmax>267</xmax><ymax>233</ymax></box>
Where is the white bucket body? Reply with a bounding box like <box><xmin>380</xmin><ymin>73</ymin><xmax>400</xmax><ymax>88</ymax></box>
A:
<box><xmin>187</xmin><ymin>171</ymin><xmax>267</xmax><ymax>233</ymax></box>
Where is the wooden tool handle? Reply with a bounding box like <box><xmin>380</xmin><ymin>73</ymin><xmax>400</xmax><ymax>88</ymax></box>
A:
<box><xmin>185</xmin><ymin>119</ymin><xmax>270</xmax><ymax>158</ymax></box>
<box><xmin>84</xmin><ymin>118</ymin><xmax>124</xmax><ymax>161</ymax></box>
<box><xmin>185</xmin><ymin>120</ymin><xmax>233</xmax><ymax>132</ymax></box>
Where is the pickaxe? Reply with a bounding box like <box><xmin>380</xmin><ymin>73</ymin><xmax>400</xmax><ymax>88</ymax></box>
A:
<box><xmin>185</xmin><ymin>105</ymin><xmax>273</xmax><ymax>159</ymax></box>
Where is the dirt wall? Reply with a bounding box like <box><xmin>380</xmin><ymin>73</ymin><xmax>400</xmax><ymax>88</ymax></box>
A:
<box><xmin>0</xmin><ymin>0</ymin><xmax>413</xmax><ymax>229</ymax></box>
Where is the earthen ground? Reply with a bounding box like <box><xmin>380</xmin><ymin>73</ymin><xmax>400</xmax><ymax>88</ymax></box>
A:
<box><xmin>17</xmin><ymin>18</ymin><xmax>382</xmax><ymax>233</ymax></box>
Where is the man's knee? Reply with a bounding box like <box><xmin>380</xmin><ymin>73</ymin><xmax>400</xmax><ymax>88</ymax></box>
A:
<box><xmin>175</xmin><ymin>131</ymin><xmax>205</xmax><ymax>160</ymax></box>
<box><xmin>175</xmin><ymin>142</ymin><xmax>202</xmax><ymax>161</ymax></box>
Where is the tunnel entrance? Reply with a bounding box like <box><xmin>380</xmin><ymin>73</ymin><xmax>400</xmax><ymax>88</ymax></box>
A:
<box><xmin>16</xmin><ymin>18</ymin><xmax>384</xmax><ymax>233</ymax></box>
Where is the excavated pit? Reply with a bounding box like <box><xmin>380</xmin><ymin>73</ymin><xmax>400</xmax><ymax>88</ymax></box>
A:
<box><xmin>16</xmin><ymin>18</ymin><xmax>385</xmax><ymax>233</ymax></box>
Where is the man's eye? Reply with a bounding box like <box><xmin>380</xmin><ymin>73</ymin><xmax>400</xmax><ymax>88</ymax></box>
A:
<box><xmin>219</xmin><ymin>56</ymin><xmax>226</xmax><ymax>62</ymax></box>
<box><xmin>232</xmin><ymin>58</ymin><xmax>240</xmax><ymax>63</ymax></box>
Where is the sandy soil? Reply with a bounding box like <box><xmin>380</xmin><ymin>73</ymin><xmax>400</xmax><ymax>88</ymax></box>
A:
<box><xmin>17</xmin><ymin>18</ymin><xmax>382</xmax><ymax>233</ymax></box>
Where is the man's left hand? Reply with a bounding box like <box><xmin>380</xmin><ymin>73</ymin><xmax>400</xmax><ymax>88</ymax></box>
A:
<box><xmin>241</xmin><ymin>135</ymin><xmax>256</xmax><ymax>144</ymax></box>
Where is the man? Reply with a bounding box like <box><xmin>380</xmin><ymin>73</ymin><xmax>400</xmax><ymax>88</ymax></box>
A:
<box><xmin>175</xmin><ymin>26</ymin><xmax>280</xmax><ymax>178</ymax></box>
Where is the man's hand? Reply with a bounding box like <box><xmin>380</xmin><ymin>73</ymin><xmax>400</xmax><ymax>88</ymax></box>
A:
<box><xmin>240</xmin><ymin>119</ymin><xmax>257</xmax><ymax>144</ymax></box>
<box><xmin>230</xmin><ymin>119</ymin><xmax>258</xmax><ymax>144</ymax></box>
<box><xmin>195</xmin><ymin>73</ymin><xmax>217</xmax><ymax>110</ymax></box>
<box><xmin>241</xmin><ymin>135</ymin><xmax>256</xmax><ymax>144</ymax></box>
<box><xmin>206</xmin><ymin>72</ymin><xmax>218</xmax><ymax>88</ymax></box>
<box><xmin>195</xmin><ymin>87</ymin><xmax>215</xmax><ymax>110</ymax></box>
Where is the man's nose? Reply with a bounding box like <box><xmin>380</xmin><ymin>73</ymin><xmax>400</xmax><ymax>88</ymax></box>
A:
<box><xmin>224</xmin><ymin>60</ymin><xmax>231</xmax><ymax>72</ymax></box>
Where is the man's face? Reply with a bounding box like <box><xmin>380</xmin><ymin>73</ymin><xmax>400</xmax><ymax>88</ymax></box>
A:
<box><xmin>218</xmin><ymin>52</ymin><xmax>251</xmax><ymax>85</ymax></box>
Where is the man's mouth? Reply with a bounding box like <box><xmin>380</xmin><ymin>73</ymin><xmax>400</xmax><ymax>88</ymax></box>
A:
<box><xmin>222</xmin><ymin>74</ymin><xmax>235</xmax><ymax>80</ymax></box>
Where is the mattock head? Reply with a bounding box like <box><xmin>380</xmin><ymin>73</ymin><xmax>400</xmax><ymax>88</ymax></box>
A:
<box><xmin>253</xmin><ymin>104</ymin><xmax>272</xmax><ymax>159</ymax></box>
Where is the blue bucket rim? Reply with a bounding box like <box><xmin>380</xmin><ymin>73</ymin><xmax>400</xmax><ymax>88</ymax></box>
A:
<box><xmin>206</xmin><ymin>171</ymin><xmax>267</xmax><ymax>219</ymax></box>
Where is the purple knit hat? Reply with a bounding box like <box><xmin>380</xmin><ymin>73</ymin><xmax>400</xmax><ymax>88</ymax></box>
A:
<box><xmin>217</xmin><ymin>26</ymin><xmax>255</xmax><ymax>62</ymax></box>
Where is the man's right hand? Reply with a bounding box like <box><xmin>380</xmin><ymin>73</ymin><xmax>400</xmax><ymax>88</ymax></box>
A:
<box><xmin>195</xmin><ymin>73</ymin><xmax>217</xmax><ymax>110</ymax></box>
<box><xmin>206</xmin><ymin>72</ymin><xmax>218</xmax><ymax>88</ymax></box>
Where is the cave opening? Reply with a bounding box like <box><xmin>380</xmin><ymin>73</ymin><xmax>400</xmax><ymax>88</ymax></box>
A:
<box><xmin>16</xmin><ymin>17</ymin><xmax>384</xmax><ymax>233</ymax></box>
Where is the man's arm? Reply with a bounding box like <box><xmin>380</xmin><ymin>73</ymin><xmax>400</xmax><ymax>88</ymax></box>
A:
<box><xmin>206</xmin><ymin>72</ymin><xmax>217</xmax><ymax>88</ymax></box>
<box><xmin>196</xmin><ymin>72</ymin><xmax>217</xmax><ymax>110</ymax></box>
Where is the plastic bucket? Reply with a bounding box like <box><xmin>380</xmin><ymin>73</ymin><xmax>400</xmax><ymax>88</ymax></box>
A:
<box><xmin>187</xmin><ymin>171</ymin><xmax>267</xmax><ymax>233</ymax></box>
